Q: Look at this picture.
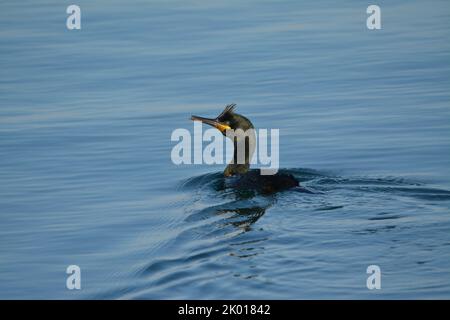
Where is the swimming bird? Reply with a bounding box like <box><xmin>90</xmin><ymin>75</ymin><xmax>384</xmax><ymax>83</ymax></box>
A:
<box><xmin>191</xmin><ymin>104</ymin><xmax>300</xmax><ymax>194</ymax></box>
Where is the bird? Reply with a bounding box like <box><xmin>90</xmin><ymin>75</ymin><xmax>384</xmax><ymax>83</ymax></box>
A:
<box><xmin>191</xmin><ymin>104</ymin><xmax>300</xmax><ymax>194</ymax></box>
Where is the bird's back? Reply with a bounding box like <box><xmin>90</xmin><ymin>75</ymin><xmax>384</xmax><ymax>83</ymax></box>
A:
<box><xmin>228</xmin><ymin>169</ymin><xmax>299</xmax><ymax>194</ymax></box>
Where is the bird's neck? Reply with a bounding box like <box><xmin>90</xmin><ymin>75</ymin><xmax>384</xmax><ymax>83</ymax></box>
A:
<box><xmin>223</xmin><ymin>132</ymin><xmax>255</xmax><ymax>177</ymax></box>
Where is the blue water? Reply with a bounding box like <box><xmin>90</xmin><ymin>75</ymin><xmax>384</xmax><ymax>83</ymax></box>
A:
<box><xmin>1</xmin><ymin>0</ymin><xmax>450</xmax><ymax>299</ymax></box>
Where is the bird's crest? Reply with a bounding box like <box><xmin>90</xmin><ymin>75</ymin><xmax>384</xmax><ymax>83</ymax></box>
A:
<box><xmin>217</xmin><ymin>103</ymin><xmax>236</xmax><ymax>119</ymax></box>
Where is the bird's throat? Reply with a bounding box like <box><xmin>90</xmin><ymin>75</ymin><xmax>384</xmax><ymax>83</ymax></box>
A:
<box><xmin>223</xmin><ymin>137</ymin><xmax>254</xmax><ymax>177</ymax></box>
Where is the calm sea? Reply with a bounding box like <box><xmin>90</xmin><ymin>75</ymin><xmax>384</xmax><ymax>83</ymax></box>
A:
<box><xmin>1</xmin><ymin>0</ymin><xmax>450</xmax><ymax>299</ymax></box>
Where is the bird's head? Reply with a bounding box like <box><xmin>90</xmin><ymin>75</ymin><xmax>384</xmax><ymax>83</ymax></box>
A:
<box><xmin>191</xmin><ymin>104</ymin><xmax>256</xmax><ymax>176</ymax></box>
<box><xmin>191</xmin><ymin>104</ymin><xmax>254</xmax><ymax>136</ymax></box>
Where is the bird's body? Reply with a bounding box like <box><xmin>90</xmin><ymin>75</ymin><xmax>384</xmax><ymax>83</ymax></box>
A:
<box><xmin>227</xmin><ymin>169</ymin><xmax>299</xmax><ymax>194</ymax></box>
<box><xmin>191</xmin><ymin>104</ymin><xmax>300</xmax><ymax>194</ymax></box>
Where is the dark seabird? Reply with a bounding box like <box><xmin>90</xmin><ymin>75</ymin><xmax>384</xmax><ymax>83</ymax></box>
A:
<box><xmin>191</xmin><ymin>104</ymin><xmax>300</xmax><ymax>194</ymax></box>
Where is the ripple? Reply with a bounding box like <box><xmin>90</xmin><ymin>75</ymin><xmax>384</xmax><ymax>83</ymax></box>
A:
<box><xmin>108</xmin><ymin>168</ymin><xmax>450</xmax><ymax>299</ymax></box>
<box><xmin>368</xmin><ymin>214</ymin><xmax>404</xmax><ymax>221</ymax></box>
<box><xmin>139</xmin><ymin>245</ymin><xmax>229</xmax><ymax>277</ymax></box>
<box><xmin>315</xmin><ymin>205</ymin><xmax>344</xmax><ymax>211</ymax></box>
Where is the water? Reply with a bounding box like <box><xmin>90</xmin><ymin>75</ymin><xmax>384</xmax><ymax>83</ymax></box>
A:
<box><xmin>1</xmin><ymin>0</ymin><xmax>450</xmax><ymax>299</ymax></box>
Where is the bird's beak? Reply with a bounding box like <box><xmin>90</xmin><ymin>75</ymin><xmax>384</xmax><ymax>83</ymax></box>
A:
<box><xmin>191</xmin><ymin>115</ymin><xmax>231</xmax><ymax>133</ymax></box>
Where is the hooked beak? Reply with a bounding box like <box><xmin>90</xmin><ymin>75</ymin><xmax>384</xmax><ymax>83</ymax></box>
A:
<box><xmin>191</xmin><ymin>115</ymin><xmax>231</xmax><ymax>133</ymax></box>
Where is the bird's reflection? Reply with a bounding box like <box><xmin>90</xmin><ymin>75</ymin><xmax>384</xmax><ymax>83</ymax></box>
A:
<box><xmin>185</xmin><ymin>184</ymin><xmax>275</xmax><ymax>234</ymax></box>
<box><xmin>217</xmin><ymin>205</ymin><xmax>267</xmax><ymax>232</ymax></box>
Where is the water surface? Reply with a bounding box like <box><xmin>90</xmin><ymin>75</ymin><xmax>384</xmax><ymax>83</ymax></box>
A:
<box><xmin>1</xmin><ymin>0</ymin><xmax>450</xmax><ymax>299</ymax></box>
